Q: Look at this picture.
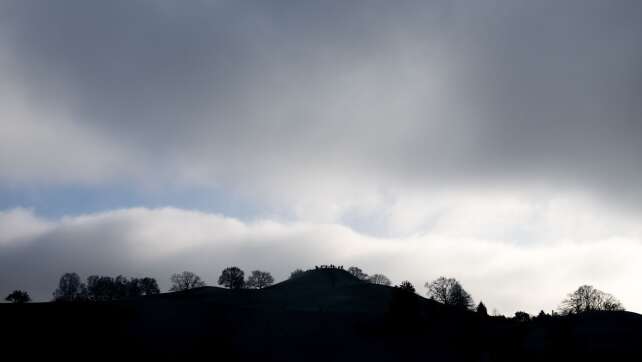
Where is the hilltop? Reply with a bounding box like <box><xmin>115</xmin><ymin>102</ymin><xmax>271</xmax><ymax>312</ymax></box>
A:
<box><xmin>3</xmin><ymin>268</ymin><xmax>642</xmax><ymax>361</ymax></box>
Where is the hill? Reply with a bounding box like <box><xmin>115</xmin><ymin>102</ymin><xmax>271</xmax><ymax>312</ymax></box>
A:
<box><xmin>2</xmin><ymin>269</ymin><xmax>642</xmax><ymax>361</ymax></box>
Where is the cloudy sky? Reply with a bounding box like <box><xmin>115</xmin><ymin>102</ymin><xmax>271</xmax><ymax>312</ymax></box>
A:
<box><xmin>2</xmin><ymin>0</ymin><xmax>642</xmax><ymax>314</ymax></box>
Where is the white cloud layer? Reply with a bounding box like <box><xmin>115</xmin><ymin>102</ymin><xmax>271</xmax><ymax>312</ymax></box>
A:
<box><xmin>1</xmin><ymin>200</ymin><xmax>641</xmax><ymax>315</ymax></box>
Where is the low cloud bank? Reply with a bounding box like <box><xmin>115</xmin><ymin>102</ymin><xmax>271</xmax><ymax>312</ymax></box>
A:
<box><xmin>1</xmin><ymin>204</ymin><xmax>641</xmax><ymax>315</ymax></box>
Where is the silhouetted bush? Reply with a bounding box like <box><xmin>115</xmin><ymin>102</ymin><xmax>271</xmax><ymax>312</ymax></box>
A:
<box><xmin>513</xmin><ymin>311</ymin><xmax>531</xmax><ymax>322</ymax></box>
<box><xmin>53</xmin><ymin>272</ymin><xmax>86</xmax><ymax>302</ymax></box>
<box><xmin>5</xmin><ymin>290</ymin><xmax>31</xmax><ymax>303</ymax></box>
<box><xmin>347</xmin><ymin>266</ymin><xmax>369</xmax><ymax>281</ymax></box>
<box><xmin>368</xmin><ymin>274</ymin><xmax>391</xmax><ymax>286</ymax></box>
<box><xmin>534</xmin><ymin>310</ymin><xmax>550</xmax><ymax>321</ymax></box>
<box><xmin>425</xmin><ymin>277</ymin><xmax>474</xmax><ymax>310</ymax></box>
<box><xmin>218</xmin><ymin>267</ymin><xmax>245</xmax><ymax>289</ymax></box>
<box><xmin>289</xmin><ymin>269</ymin><xmax>305</xmax><ymax>279</ymax></box>
<box><xmin>476</xmin><ymin>301</ymin><xmax>488</xmax><ymax>316</ymax></box>
<box><xmin>245</xmin><ymin>270</ymin><xmax>274</xmax><ymax>289</ymax></box>
<box><xmin>559</xmin><ymin>285</ymin><xmax>624</xmax><ymax>314</ymax></box>
<box><xmin>397</xmin><ymin>281</ymin><xmax>415</xmax><ymax>293</ymax></box>
<box><xmin>170</xmin><ymin>271</ymin><xmax>206</xmax><ymax>292</ymax></box>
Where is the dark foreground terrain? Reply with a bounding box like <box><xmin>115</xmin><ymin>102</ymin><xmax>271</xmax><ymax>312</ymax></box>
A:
<box><xmin>3</xmin><ymin>269</ymin><xmax>642</xmax><ymax>361</ymax></box>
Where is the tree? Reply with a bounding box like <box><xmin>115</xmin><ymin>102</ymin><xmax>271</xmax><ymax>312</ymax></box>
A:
<box><xmin>218</xmin><ymin>267</ymin><xmax>245</xmax><ymax>289</ymax></box>
<box><xmin>5</xmin><ymin>290</ymin><xmax>31</xmax><ymax>303</ymax></box>
<box><xmin>245</xmin><ymin>270</ymin><xmax>274</xmax><ymax>289</ymax></box>
<box><xmin>386</xmin><ymin>285</ymin><xmax>420</xmax><ymax>333</ymax></box>
<box><xmin>425</xmin><ymin>277</ymin><xmax>474</xmax><ymax>310</ymax></box>
<box><xmin>368</xmin><ymin>274</ymin><xmax>391</xmax><ymax>286</ymax></box>
<box><xmin>348</xmin><ymin>266</ymin><xmax>368</xmax><ymax>281</ymax></box>
<box><xmin>534</xmin><ymin>310</ymin><xmax>549</xmax><ymax>321</ymax></box>
<box><xmin>477</xmin><ymin>301</ymin><xmax>488</xmax><ymax>316</ymax></box>
<box><xmin>289</xmin><ymin>269</ymin><xmax>305</xmax><ymax>279</ymax></box>
<box><xmin>170</xmin><ymin>271</ymin><xmax>206</xmax><ymax>292</ymax></box>
<box><xmin>449</xmin><ymin>282</ymin><xmax>474</xmax><ymax>310</ymax></box>
<box><xmin>113</xmin><ymin>275</ymin><xmax>132</xmax><ymax>299</ymax></box>
<box><xmin>139</xmin><ymin>277</ymin><xmax>160</xmax><ymax>295</ymax></box>
<box><xmin>559</xmin><ymin>285</ymin><xmax>624</xmax><ymax>314</ymax></box>
<box><xmin>514</xmin><ymin>311</ymin><xmax>531</xmax><ymax>322</ymax></box>
<box><xmin>86</xmin><ymin>275</ymin><xmax>116</xmax><ymax>301</ymax></box>
<box><xmin>53</xmin><ymin>272</ymin><xmax>85</xmax><ymax>302</ymax></box>
<box><xmin>398</xmin><ymin>281</ymin><xmax>415</xmax><ymax>293</ymax></box>
<box><xmin>85</xmin><ymin>275</ymin><xmax>159</xmax><ymax>300</ymax></box>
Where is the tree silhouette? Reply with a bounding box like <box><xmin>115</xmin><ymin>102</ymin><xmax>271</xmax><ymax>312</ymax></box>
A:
<box><xmin>476</xmin><ymin>301</ymin><xmax>488</xmax><ymax>316</ymax></box>
<box><xmin>513</xmin><ymin>311</ymin><xmax>531</xmax><ymax>322</ymax></box>
<box><xmin>218</xmin><ymin>267</ymin><xmax>245</xmax><ymax>289</ymax></box>
<box><xmin>245</xmin><ymin>270</ymin><xmax>274</xmax><ymax>289</ymax></box>
<box><xmin>347</xmin><ymin>266</ymin><xmax>368</xmax><ymax>281</ymax></box>
<box><xmin>170</xmin><ymin>271</ymin><xmax>206</xmax><ymax>292</ymax></box>
<box><xmin>534</xmin><ymin>310</ymin><xmax>549</xmax><ymax>321</ymax></box>
<box><xmin>425</xmin><ymin>277</ymin><xmax>474</xmax><ymax>310</ymax></box>
<box><xmin>450</xmin><ymin>282</ymin><xmax>474</xmax><ymax>310</ymax></box>
<box><xmin>85</xmin><ymin>275</ymin><xmax>160</xmax><ymax>300</ymax></box>
<box><xmin>5</xmin><ymin>290</ymin><xmax>31</xmax><ymax>303</ymax></box>
<box><xmin>398</xmin><ymin>281</ymin><xmax>415</xmax><ymax>293</ymax></box>
<box><xmin>559</xmin><ymin>285</ymin><xmax>624</xmax><ymax>314</ymax></box>
<box><xmin>139</xmin><ymin>277</ymin><xmax>160</xmax><ymax>295</ymax></box>
<box><xmin>386</xmin><ymin>284</ymin><xmax>420</xmax><ymax>334</ymax></box>
<box><xmin>368</xmin><ymin>274</ymin><xmax>391</xmax><ymax>286</ymax></box>
<box><xmin>53</xmin><ymin>272</ymin><xmax>86</xmax><ymax>302</ymax></box>
<box><xmin>289</xmin><ymin>269</ymin><xmax>305</xmax><ymax>279</ymax></box>
<box><xmin>86</xmin><ymin>275</ymin><xmax>115</xmax><ymax>301</ymax></box>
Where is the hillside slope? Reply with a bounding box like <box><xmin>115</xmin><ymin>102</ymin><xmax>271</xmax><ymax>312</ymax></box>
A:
<box><xmin>2</xmin><ymin>269</ymin><xmax>642</xmax><ymax>361</ymax></box>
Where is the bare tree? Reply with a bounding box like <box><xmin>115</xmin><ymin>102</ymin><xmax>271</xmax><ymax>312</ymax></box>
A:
<box><xmin>368</xmin><ymin>274</ymin><xmax>391</xmax><ymax>286</ymax></box>
<box><xmin>53</xmin><ymin>272</ymin><xmax>86</xmax><ymax>302</ymax></box>
<box><xmin>425</xmin><ymin>277</ymin><xmax>474</xmax><ymax>310</ymax></box>
<box><xmin>559</xmin><ymin>285</ymin><xmax>624</xmax><ymax>314</ymax></box>
<box><xmin>245</xmin><ymin>270</ymin><xmax>274</xmax><ymax>289</ymax></box>
<box><xmin>348</xmin><ymin>266</ymin><xmax>368</xmax><ymax>281</ymax></box>
<box><xmin>5</xmin><ymin>290</ymin><xmax>31</xmax><ymax>303</ymax></box>
<box><xmin>218</xmin><ymin>267</ymin><xmax>245</xmax><ymax>289</ymax></box>
<box><xmin>170</xmin><ymin>271</ymin><xmax>206</xmax><ymax>292</ymax></box>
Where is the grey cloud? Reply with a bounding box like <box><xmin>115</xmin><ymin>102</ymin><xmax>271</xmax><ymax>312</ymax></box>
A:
<box><xmin>1</xmin><ymin>1</ymin><xmax>642</xmax><ymax>215</ymax></box>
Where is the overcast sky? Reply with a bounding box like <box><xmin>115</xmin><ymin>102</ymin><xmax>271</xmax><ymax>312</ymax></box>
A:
<box><xmin>1</xmin><ymin>0</ymin><xmax>642</xmax><ymax>315</ymax></box>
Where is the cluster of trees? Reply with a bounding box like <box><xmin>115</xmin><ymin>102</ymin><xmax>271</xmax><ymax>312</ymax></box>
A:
<box><xmin>169</xmin><ymin>268</ymin><xmax>275</xmax><ymax>291</ymax></box>
<box><xmin>347</xmin><ymin>266</ymin><xmax>392</xmax><ymax>286</ymax></box>
<box><xmin>53</xmin><ymin>272</ymin><xmax>160</xmax><ymax>302</ymax></box>
<box><xmin>6</xmin><ymin>266</ymin><xmax>627</xmax><ymax>316</ymax></box>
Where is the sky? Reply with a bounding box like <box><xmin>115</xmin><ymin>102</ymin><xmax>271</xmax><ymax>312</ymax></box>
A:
<box><xmin>1</xmin><ymin>0</ymin><xmax>642</xmax><ymax>315</ymax></box>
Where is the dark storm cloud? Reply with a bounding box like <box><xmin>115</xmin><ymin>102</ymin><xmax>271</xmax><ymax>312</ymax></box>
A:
<box><xmin>1</xmin><ymin>0</ymin><xmax>642</xmax><ymax>208</ymax></box>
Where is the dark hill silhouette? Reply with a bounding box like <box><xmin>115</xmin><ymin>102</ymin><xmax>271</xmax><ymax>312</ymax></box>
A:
<box><xmin>3</xmin><ymin>269</ymin><xmax>642</xmax><ymax>361</ymax></box>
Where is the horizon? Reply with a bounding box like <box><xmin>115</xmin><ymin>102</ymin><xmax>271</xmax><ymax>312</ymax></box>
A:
<box><xmin>2</xmin><ymin>0</ymin><xmax>642</xmax><ymax>316</ymax></box>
